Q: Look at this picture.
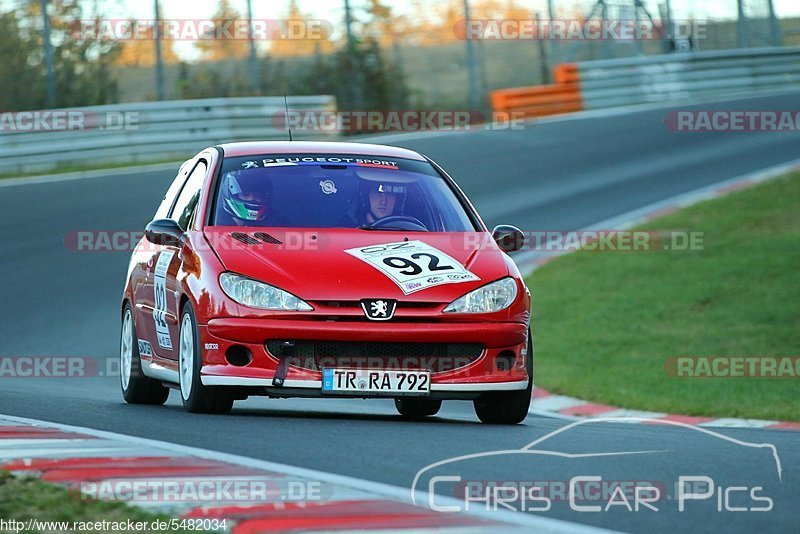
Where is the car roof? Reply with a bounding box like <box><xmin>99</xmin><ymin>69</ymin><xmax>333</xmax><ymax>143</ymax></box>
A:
<box><xmin>216</xmin><ymin>141</ymin><xmax>427</xmax><ymax>161</ymax></box>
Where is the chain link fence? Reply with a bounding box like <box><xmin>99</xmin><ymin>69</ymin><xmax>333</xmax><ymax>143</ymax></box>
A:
<box><xmin>1</xmin><ymin>0</ymin><xmax>798</xmax><ymax>111</ymax></box>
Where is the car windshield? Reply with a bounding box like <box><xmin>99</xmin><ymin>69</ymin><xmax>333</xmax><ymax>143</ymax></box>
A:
<box><xmin>211</xmin><ymin>154</ymin><xmax>477</xmax><ymax>231</ymax></box>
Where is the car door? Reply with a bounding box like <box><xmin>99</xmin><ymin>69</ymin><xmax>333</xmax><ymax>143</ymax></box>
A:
<box><xmin>133</xmin><ymin>160</ymin><xmax>195</xmax><ymax>354</ymax></box>
<box><xmin>156</xmin><ymin>158</ymin><xmax>209</xmax><ymax>360</ymax></box>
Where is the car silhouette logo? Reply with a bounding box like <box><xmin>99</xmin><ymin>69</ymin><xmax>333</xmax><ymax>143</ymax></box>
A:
<box><xmin>361</xmin><ymin>299</ymin><xmax>397</xmax><ymax>321</ymax></box>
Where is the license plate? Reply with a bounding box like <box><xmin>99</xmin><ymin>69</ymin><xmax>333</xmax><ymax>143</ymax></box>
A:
<box><xmin>322</xmin><ymin>369</ymin><xmax>430</xmax><ymax>396</ymax></box>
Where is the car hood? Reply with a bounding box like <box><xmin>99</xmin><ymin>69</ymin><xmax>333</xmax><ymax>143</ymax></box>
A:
<box><xmin>203</xmin><ymin>228</ymin><xmax>510</xmax><ymax>302</ymax></box>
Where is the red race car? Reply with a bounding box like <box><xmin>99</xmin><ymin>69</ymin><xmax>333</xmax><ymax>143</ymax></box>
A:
<box><xmin>120</xmin><ymin>141</ymin><xmax>532</xmax><ymax>423</ymax></box>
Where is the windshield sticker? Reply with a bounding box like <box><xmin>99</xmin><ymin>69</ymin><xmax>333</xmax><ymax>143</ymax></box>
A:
<box><xmin>355</xmin><ymin>160</ymin><xmax>399</xmax><ymax>170</ymax></box>
<box><xmin>256</xmin><ymin>157</ymin><xmax>399</xmax><ymax>169</ymax></box>
<box><xmin>235</xmin><ymin>157</ymin><xmax>401</xmax><ymax>170</ymax></box>
<box><xmin>319</xmin><ymin>180</ymin><xmax>337</xmax><ymax>194</ymax></box>
<box><xmin>345</xmin><ymin>240</ymin><xmax>480</xmax><ymax>294</ymax></box>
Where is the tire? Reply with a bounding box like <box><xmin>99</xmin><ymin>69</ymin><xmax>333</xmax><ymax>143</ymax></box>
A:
<box><xmin>120</xmin><ymin>303</ymin><xmax>169</xmax><ymax>405</ymax></box>
<box><xmin>178</xmin><ymin>303</ymin><xmax>234</xmax><ymax>414</ymax></box>
<box><xmin>473</xmin><ymin>334</ymin><xmax>533</xmax><ymax>425</ymax></box>
<box><xmin>395</xmin><ymin>397</ymin><xmax>442</xmax><ymax>418</ymax></box>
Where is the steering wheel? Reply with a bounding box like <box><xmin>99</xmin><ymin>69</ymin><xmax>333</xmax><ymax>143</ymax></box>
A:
<box><xmin>369</xmin><ymin>215</ymin><xmax>428</xmax><ymax>231</ymax></box>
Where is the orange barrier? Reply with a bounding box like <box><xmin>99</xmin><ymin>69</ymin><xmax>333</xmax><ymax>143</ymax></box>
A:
<box><xmin>490</xmin><ymin>64</ymin><xmax>583</xmax><ymax>119</ymax></box>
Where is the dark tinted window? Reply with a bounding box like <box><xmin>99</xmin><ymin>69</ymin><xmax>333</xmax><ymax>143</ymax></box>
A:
<box><xmin>154</xmin><ymin>161</ymin><xmax>193</xmax><ymax>220</ymax></box>
<box><xmin>171</xmin><ymin>160</ymin><xmax>207</xmax><ymax>231</ymax></box>
<box><xmin>211</xmin><ymin>154</ymin><xmax>475</xmax><ymax>231</ymax></box>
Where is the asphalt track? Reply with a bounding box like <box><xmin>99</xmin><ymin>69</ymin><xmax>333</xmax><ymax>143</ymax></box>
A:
<box><xmin>1</xmin><ymin>92</ymin><xmax>799</xmax><ymax>532</ymax></box>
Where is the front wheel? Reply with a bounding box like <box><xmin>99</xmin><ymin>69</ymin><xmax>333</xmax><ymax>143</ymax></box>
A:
<box><xmin>120</xmin><ymin>303</ymin><xmax>169</xmax><ymax>405</ymax></box>
<box><xmin>473</xmin><ymin>335</ymin><xmax>533</xmax><ymax>424</ymax></box>
<box><xmin>178</xmin><ymin>304</ymin><xmax>234</xmax><ymax>414</ymax></box>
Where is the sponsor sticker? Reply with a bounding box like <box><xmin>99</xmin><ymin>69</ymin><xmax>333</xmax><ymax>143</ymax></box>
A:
<box><xmin>137</xmin><ymin>340</ymin><xmax>153</xmax><ymax>357</ymax></box>
<box><xmin>247</xmin><ymin>157</ymin><xmax>399</xmax><ymax>169</ymax></box>
<box><xmin>319</xmin><ymin>180</ymin><xmax>337</xmax><ymax>194</ymax></box>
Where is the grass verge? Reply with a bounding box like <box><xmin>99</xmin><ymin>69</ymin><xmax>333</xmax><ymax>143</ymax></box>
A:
<box><xmin>0</xmin><ymin>471</ymin><xmax>206</xmax><ymax>533</ymax></box>
<box><xmin>527</xmin><ymin>172</ymin><xmax>800</xmax><ymax>421</ymax></box>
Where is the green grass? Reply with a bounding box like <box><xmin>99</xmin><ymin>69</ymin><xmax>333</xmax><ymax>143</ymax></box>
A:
<box><xmin>527</xmin><ymin>172</ymin><xmax>800</xmax><ymax>421</ymax></box>
<box><xmin>0</xmin><ymin>471</ymin><xmax>206</xmax><ymax>532</ymax></box>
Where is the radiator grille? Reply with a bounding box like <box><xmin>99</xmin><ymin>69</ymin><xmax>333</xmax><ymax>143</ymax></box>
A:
<box><xmin>266</xmin><ymin>340</ymin><xmax>483</xmax><ymax>373</ymax></box>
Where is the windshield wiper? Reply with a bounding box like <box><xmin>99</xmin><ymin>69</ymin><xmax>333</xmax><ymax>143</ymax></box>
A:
<box><xmin>357</xmin><ymin>224</ymin><xmax>407</xmax><ymax>231</ymax></box>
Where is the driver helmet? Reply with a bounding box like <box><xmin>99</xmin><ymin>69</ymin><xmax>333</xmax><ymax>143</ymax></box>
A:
<box><xmin>220</xmin><ymin>171</ymin><xmax>271</xmax><ymax>223</ymax></box>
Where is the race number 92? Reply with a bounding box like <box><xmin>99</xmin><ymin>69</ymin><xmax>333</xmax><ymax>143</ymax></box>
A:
<box><xmin>382</xmin><ymin>252</ymin><xmax>455</xmax><ymax>276</ymax></box>
<box><xmin>344</xmin><ymin>240</ymin><xmax>479</xmax><ymax>294</ymax></box>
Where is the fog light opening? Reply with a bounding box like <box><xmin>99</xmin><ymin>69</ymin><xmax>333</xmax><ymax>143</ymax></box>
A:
<box><xmin>226</xmin><ymin>345</ymin><xmax>252</xmax><ymax>367</ymax></box>
<box><xmin>495</xmin><ymin>351</ymin><xmax>516</xmax><ymax>372</ymax></box>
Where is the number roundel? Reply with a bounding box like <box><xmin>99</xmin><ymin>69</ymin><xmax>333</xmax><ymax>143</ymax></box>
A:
<box><xmin>345</xmin><ymin>240</ymin><xmax>480</xmax><ymax>294</ymax></box>
<box><xmin>153</xmin><ymin>250</ymin><xmax>175</xmax><ymax>350</ymax></box>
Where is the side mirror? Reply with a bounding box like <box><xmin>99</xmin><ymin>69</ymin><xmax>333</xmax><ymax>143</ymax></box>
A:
<box><xmin>145</xmin><ymin>219</ymin><xmax>184</xmax><ymax>247</ymax></box>
<box><xmin>492</xmin><ymin>225</ymin><xmax>525</xmax><ymax>253</ymax></box>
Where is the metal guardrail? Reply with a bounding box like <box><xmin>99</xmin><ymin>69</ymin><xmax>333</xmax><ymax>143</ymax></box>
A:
<box><xmin>0</xmin><ymin>96</ymin><xmax>336</xmax><ymax>175</ymax></box>
<box><xmin>577</xmin><ymin>47</ymin><xmax>800</xmax><ymax>110</ymax></box>
<box><xmin>490</xmin><ymin>47</ymin><xmax>800</xmax><ymax>118</ymax></box>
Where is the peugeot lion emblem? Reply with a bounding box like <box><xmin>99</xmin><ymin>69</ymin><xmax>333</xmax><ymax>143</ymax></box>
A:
<box><xmin>361</xmin><ymin>299</ymin><xmax>397</xmax><ymax>321</ymax></box>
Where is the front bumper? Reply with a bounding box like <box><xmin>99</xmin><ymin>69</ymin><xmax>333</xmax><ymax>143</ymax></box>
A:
<box><xmin>198</xmin><ymin>318</ymin><xmax>531</xmax><ymax>398</ymax></box>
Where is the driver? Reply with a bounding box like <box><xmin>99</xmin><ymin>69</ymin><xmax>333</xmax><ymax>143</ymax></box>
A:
<box><xmin>355</xmin><ymin>181</ymin><xmax>407</xmax><ymax>226</ymax></box>
<box><xmin>219</xmin><ymin>171</ymin><xmax>272</xmax><ymax>226</ymax></box>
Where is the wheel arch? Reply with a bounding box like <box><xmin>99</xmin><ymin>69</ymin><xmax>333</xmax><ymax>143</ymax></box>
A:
<box><xmin>179</xmin><ymin>292</ymin><xmax>191</xmax><ymax>315</ymax></box>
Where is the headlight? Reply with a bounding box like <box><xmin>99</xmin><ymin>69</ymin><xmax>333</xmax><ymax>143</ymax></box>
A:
<box><xmin>219</xmin><ymin>272</ymin><xmax>312</xmax><ymax>311</ymax></box>
<box><xmin>443</xmin><ymin>277</ymin><xmax>518</xmax><ymax>314</ymax></box>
